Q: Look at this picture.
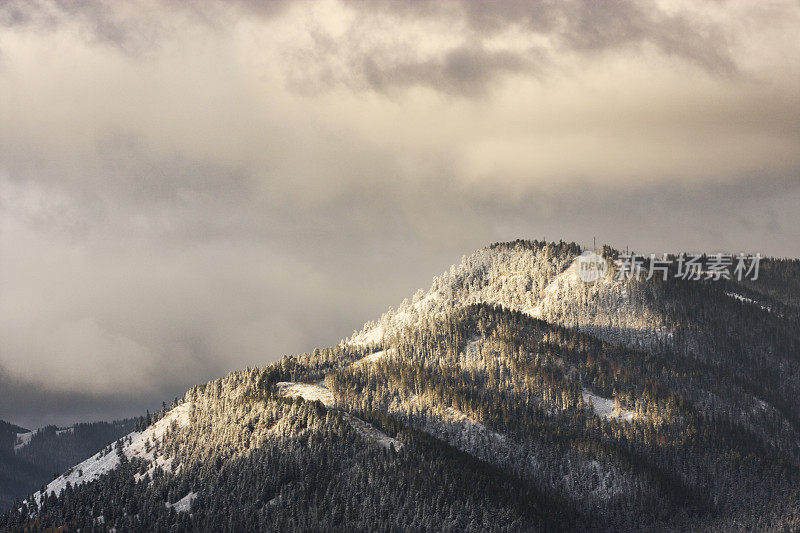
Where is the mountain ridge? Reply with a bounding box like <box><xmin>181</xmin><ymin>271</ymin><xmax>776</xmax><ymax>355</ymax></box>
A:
<box><xmin>3</xmin><ymin>239</ymin><xmax>800</xmax><ymax>532</ymax></box>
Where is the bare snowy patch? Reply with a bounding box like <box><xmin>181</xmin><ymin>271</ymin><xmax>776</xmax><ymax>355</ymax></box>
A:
<box><xmin>275</xmin><ymin>381</ymin><xmax>402</xmax><ymax>449</ymax></box>
<box><xmin>349</xmin><ymin>324</ymin><xmax>385</xmax><ymax>347</ymax></box>
<box><xmin>582</xmin><ymin>390</ymin><xmax>636</xmax><ymax>422</ymax></box>
<box><xmin>13</xmin><ymin>431</ymin><xmax>33</xmax><ymax>452</ymax></box>
<box><xmin>352</xmin><ymin>348</ymin><xmax>395</xmax><ymax>368</ymax></box>
<box><xmin>276</xmin><ymin>381</ymin><xmax>335</xmax><ymax>407</ymax></box>
<box><xmin>166</xmin><ymin>491</ymin><xmax>197</xmax><ymax>513</ymax></box>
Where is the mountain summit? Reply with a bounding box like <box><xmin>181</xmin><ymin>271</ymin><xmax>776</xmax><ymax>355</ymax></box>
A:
<box><xmin>3</xmin><ymin>240</ymin><xmax>800</xmax><ymax>532</ymax></box>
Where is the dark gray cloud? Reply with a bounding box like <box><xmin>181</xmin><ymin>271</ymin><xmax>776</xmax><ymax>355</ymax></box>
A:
<box><xmin>0</xmin><ymin>0</ymin><xmax>798</xmax><ymax>429</ymax></box>
<box><xmin>341</xmin><ymin>0</ymin><xmax>741</xmax><ymax>95</ymax></box>
<box><xmin>1</xmin><ymin>0</ymin><xmax>741</xmax><ymax>96</ymax></box>
<box><xmin>0</xmin><ymin>364</ymin><xmax>177</xmax><ymax>430</ymax></box>
<box><xmin>360</xmin><ymin>43</ymin><xmax>543</xmax><ymax>96</ymax></box>
<box><xmin>462</xmin><ymin>0</ymin><xmax>738</xmax><ymax>73</ymax></box>
<box><xmin>0</xmin><ymin>1</ymin><xmax>166</xmax><ymax>56</ymax></box>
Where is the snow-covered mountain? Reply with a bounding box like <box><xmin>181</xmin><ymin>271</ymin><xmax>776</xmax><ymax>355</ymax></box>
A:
<box><xmin>3</xmin><ymin>240</ymin><xmax>800</xmax><ymax>532</ymax></box>
<box><xmin>350</xmin><ymin>240</ymin><xmax>671</xmax><ymax>352</ymax></box>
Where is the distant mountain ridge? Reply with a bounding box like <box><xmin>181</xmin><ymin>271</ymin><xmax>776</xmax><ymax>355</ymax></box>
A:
<box><xmin>0</xmin><ymin>418</ymin><xmax>135</xmax><ymax>512</ymax></box>
<box><xmin>3</xmin><ymin>240</ymin><xmax>800</xmax><ymax>532</ymax></box>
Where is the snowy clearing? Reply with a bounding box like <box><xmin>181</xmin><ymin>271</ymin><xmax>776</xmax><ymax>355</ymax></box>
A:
<box><xmin>13</xmin><ymin>431</ymin><xmax>33</xmax><ymax>452</ymax></box>
<box><xmin>275</xmin><ymin>381</ymin><xmax>402</xmax><ymax>450</ymax></box>
<box><xmin>352</xmin><ymin>348</ymin><xmax>394</xmax><ymax>368</ymax></box>
<box><xmin>276</xmin><ymin>381</ymin><xmax>335</xmax><ymax>407</ymax></box>
<box><xmin>582</xmin><ymin>390</ymin><xmax>636</xmax><ymax>422</ymax></box>
<box><xmin>166</xmin><ymin>491</ymin><xmax>197</xmax><ymax>513</ymax></box>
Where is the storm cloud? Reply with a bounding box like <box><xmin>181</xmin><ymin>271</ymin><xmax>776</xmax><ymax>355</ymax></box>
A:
<box><xmin>0</xmin><ymin>0</ymin><xmax>798</xmax><ymax>429</ymax></box>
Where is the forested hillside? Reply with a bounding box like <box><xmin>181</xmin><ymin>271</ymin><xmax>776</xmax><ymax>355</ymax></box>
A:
<box><xmin>2</xmin><ymin>240</ymin><xmax>799</xmax><ymax>532</ymax></box>
<box><xmin>0</xmin><ymin>420</ymin><xmax>134</xmax><ymax>512</ymax></box>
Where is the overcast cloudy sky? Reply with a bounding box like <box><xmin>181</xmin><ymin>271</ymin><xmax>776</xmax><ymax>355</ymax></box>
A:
<box><xmin>1</xmin><ymin>0</ymin><xmax>798</xmax><ymax>429</ymax></box>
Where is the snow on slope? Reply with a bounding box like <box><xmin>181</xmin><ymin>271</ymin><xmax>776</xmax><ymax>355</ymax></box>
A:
<box><xmin>523</xmin><ymin>255</ymin><xmax>673</xmax><ymax>351</ymax></box>
<box><xmin>166</xmin><ymin>491</ymin><xmax>197</xmax><ymax>513</ymax></box>
<box><xmin>277</xmin><ymin>347</ymin><xmax>393</xmax><ymax>405</ymax></box>
<box><xmin>277</xmin><ymin>381</ymin><xmax>335</xmax><ymax>406</ymax></box>
<box><xmin>725</xmin><ymin>292</ymin><xmax>774</xmax><ymax>313</ymax></box>
<box><xmin>348</xmin><ymin>244</ymin><xmax>674</xmax><ymax>355</ymax></box>
<box><xmin>341</xmin><ymin>413</ymin><xmax>403</xmax><ymax>451</ymax></box>
<box><xmin>352</xmin><ymin>348</ymin><xmax>393</xmax><ymax>368</ymax></box>
<box><xmin>523</xmin><ymin>259</ymin><xmax>580</xmax><ymax>318</ymax></box>
<box><xmin>33</xmin><ymin>402</ymin><xmax>193</xmax><ymax>501</ymax></box>
<box><xmin>356</xmin><ymin>292</ymin><xmax>443</xmax><ymax>345</ymax></box>
<box><xmin>350</xmin><ymin>324</ymin><xmax>385</xmax><ymax>347</ymax></box>
<box><xmin>276</xmin><ymin>379</ymin><xmax>403</xmax><ymax>450</ymax></box>
<box><xmin>462</xmin><ymin>338</ymin><xmax>482</xmax><ymax>364</ymax></box>
<box><xmin>444</xmin><ymin>406</ymin><xmax>506</xmax><ymax>443</ymax></box>
<box><xmin>13</xmin><ymin>431</ymin><xmax>33</xmax><ymax>452</ymax></box>
<box><xmin>134</xmin><ymin>456</ymin><xmax>175</xmax><ymax>483</ymax></box>
<box><xmin>582</xmin><ymin>390</ymin><xmax>636</xmax><ymax>422</ymax></box>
